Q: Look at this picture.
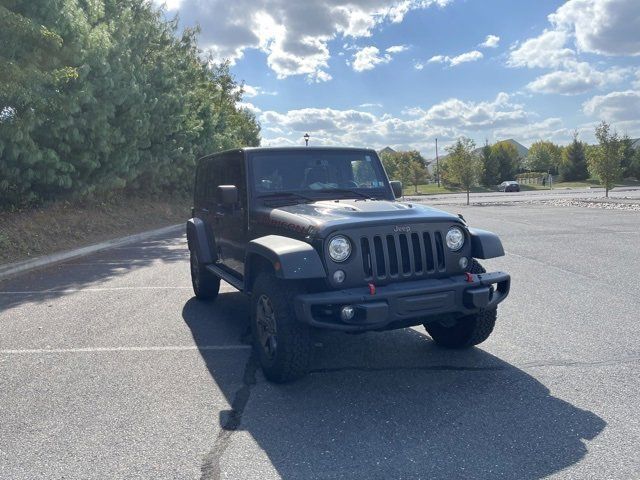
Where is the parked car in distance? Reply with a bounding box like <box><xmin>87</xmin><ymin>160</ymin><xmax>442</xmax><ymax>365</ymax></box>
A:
<box><xmin>187</xmin><ymin>147</ymin><xmax>511</xmax><ymax>382</ymax></box>
<box><xmin>498</xmin><ymin>181</ymin><xmax>520</xmax><ymax>192</ymax></box>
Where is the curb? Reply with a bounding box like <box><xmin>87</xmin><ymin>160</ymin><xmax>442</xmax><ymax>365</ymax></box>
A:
<box><xmin>0</xmin><ymin>224</ymin><xmax>183</xmax><ymax>281</ymax></box>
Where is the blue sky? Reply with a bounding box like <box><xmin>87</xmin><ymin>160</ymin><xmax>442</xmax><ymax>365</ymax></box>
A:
<box><xmin>158</xmin><ymin>0</ymin><xmax>640</xmax><ymax>156</ymax></box>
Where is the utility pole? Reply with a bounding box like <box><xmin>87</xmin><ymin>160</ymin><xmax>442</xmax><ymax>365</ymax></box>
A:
<box><xmin>435</xmin><ymin>138</ymin><xmax>440</xmax><ymax>187</ymax></box>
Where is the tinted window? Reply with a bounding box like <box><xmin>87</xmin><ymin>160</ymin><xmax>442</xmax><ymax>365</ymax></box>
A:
<box><xmin>249</xmin><ymin>151</ymin><xmax>387</xmax><ymax>195</ymax></box>
<box><xmin>195</xmin><ymin>152</ymin><xmax>245</xmax><ymax>206</ymax></box>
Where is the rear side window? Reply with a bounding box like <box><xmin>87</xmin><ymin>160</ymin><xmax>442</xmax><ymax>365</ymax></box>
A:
<box><xmin>195</xmin><ymin>152</ymin><xmax>245</xmax><ymax>207</ymax></box>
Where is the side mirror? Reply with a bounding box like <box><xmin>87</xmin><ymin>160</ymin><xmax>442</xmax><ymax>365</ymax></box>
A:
<box><xmin>390</xmin><ymin>180</ymin><xmax>403</xmax><ymax>199</ymax></box>
<box><xmin>217</xmin><ymin>185</ymin><xmax>238</xmax><ymax>205</ymax></box>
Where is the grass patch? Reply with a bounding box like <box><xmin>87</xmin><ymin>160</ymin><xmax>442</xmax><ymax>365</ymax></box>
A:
<box><xmin>0</xmin><ymin>195</ymin><xmax>190</xmax><ymax>265</ymax></box>
<box><xmin>411</xmin><ymin>184</ymin><xmax>494</xmax><ymax>195</ymax></box>
<box><xmin>410</xmin><ymin>178</ymin><xmax>640</xmax><ymax>195</ymax></box>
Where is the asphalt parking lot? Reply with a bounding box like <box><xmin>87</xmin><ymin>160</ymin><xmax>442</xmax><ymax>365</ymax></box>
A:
<box><xmin>2</xmin><ymin>204</ymin><xmax>639</xmax><ymax>479</ymax></box>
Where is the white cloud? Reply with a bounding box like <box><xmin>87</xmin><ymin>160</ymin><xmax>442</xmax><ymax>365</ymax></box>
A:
<box><xmin>495</xmin><ymin>118</ymin><xmax>568</xmax><ymax>144</ymax></box>
<box><xmin>479</xmin><ymin>34</ymin><xmax>500</xmax><ymax>49</ymax></box>
<box><xmin>241</xmin><ymin>84</ymin><xmax>277</xmax><ymax>98</ymax></box>
<box><xmin>359</xmin><ymin>103</ymin><xmax>383</xmax><ymax>108</ymax></box>
<box><xmin>508</xmin><ymin>1</ymin><xmax>639</xmax><ymax>95</ymax></box>
<box><xmin>508</xmin><ymin>30</ymin><xmax>575</xmax><ymax>69</ymax></box>
<box><xmin>350</xmin><ymin>44</ymin><xmax>408</xmax><ymax>72</ymax></box>
<box><xmin>428</xmin><ymin>50</ymin><xmax>483</xmax><ymax>67</ymax></box>
<box><xmin>583</xmin><ymin>89</ymin><xmax>640</xmax><ymax>121</ymax></box>
<box><xmin>237</xmin><ymin>102</ymin><xmax>262</xmax><ymax>115</ymax></box>
<box><xmin>257</xmin><ymin>92</ymin><xmax>563</xmax><ymax>153</ymax></box>
<box><xmin>526</xmin><ymin>63</ymin><xmax>628</xmax><ymax>95</ymax></box>
<box><xmin>166</xmin><ymin>0</ymin><xmax>451</xmax><ymax>81</ymax></box>
<box><xmin>550</xmin><ymin>0</ymin><xmax>640</xmax><ymax>56</ymax></box>
<box><xmin>386</xmin><ymin>45</ymin><xmax>410</xmax><ymax>54</ymax></box>
<box><xmin>414</xmin><ymin>61</ymin><xmax>424</xmax><ymax>70</ymax></box>
<box><xmin>510</xmin><ymin>0</ymin><xmax>640</xmax><ymax>66</ymax></box>
<box><xmin>153</xmin><ymin>0</ymin><xmax>183</xmax><ymax>10</ymax></box>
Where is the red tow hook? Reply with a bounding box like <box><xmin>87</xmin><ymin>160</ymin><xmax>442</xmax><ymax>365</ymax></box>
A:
<box><xmin>465</xmin><ymin>272</ymin><xmax>474</xmax><ymax>283</ymax></box>
<box><xmin>368</xmin><ymin>283</ymin><xmax>376</xmax><ymax>295</ymax></box>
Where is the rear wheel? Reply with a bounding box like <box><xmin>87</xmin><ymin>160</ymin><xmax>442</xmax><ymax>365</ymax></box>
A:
<box><xmin>251</xmin><ymin>273</ymin><xmax>312</xmax><ymax>383</ymax></box>
<box><xmin>190</xmin><ymin>250</ymin><xmax>220</xmax><ymax>301</ymax></box>
<box><xmin>423</xmin><ymin>260</ymin><xmax>497</xmax><ymax>348</ymax></box>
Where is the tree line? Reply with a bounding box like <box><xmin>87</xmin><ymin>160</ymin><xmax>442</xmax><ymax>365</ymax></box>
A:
<box><xmin>0</xmin><ymin>0</ymin><xmax>260</xmax><ymax>208</ymax></box>
<box><xmin>379</xmin><ymin>150</ymin><xmax>430</xmax><ymax>194</ymax></box>
<box><xmin>383</xmin><ymin>121</ymin><xmax>639</xmax><ymax>204</ymax></box>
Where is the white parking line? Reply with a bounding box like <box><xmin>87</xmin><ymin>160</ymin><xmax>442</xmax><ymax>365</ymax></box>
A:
<box><xmin>0</xmin><ymin>345</ymin><xmax>251</xmax><ymax>354</ymax></box>
<box><xmin>0</xmin><ymin>286</ymin><xmax>193</xmax><ymax>294</ymax></box>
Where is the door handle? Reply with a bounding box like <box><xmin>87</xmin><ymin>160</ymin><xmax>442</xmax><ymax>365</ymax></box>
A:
<box><xmin>201</xmin><ymin>208</ymin><xmax>210</xmax><ymax>213</ymax></box>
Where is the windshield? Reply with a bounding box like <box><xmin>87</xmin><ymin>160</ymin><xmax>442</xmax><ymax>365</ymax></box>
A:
<box><xmin>249</xmin><ymin>150</ymin><xmax>390</xmax><ymax>199</ymax></box>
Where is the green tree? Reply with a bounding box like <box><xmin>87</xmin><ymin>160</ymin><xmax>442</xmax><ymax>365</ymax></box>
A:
<box><xmin>380</xmin><ymin>150</ymin><xmax>398</xmax><ymax>180</ymax></box>
<box><xmin>526</xmin><ymin>140</ymin><xmax>561</xmax><ymax>173</ymax></box>
<box><xmin>444</xmin><ymin>137</ymin><xmax>480</xmax><ymax>205</ymax></box>
<box><xmin>558</xmin><ymin>131</ymin><xmax>589</xmax><ymax>181</ymax></box>
<box><xmin>619</xmin><ymin>135</ymin><xmax>637</xmax><ymax>179</ymax></box>
<box><xmin>490</xmin><ymin>141</ymin><xmax>519</xmax><ymax>182</ymax></box>
<box><xmin>588</xmin><ymin>121</ymin><xmax>622</xmax><ymax>197</ymax></box>
<box><xmin>0</xmin><ymin>0</ymin><xmax>260</xmax><ymax>208</ymax></box>
<box><xmin>379</xmin><ymin>150</ymin><xmax>427</xmax><ymax>191</ymax></box>
<box><xmin>407</xmin><ymin>152</ymin><xmax>430</xmax><ymax>193</ymax></box>
<box><xmin>479</xmin><ymin>141</ymin><xmax>499</xmax><ymax>186</ymax></box>
<box><xmin>629</xmin><ymin>147</ymin><xmax>640</xmax><ymax>180</ymax></box>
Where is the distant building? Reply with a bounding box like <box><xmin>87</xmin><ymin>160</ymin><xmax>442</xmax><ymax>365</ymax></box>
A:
<box><xmin>427</xmin><ymin>138</ymin><xmax>529</xmax><ymax>165</ymax></box>
<box><xmin>379</xmin><ymin>146</ymin><xmax>396</xmax><ymax>156</ymax></box>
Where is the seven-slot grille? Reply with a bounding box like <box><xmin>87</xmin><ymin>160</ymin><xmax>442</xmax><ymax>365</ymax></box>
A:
<box><xmin>360</xmin><ymin>231</ymin><xmax>446</xmax><ymax>281</ymax></box>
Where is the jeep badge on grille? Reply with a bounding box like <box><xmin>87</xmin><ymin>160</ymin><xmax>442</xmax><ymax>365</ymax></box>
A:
<box><xmin>394</xmin><ymin>225</ymin><xmax>411</xmax><ymax>233</ymax></box>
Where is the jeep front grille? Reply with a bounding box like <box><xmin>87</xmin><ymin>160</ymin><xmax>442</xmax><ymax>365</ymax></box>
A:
<box><xmin>360</xmin><ymin>231</ymin><xmax>446</xmax><ymax>281</ymax></box>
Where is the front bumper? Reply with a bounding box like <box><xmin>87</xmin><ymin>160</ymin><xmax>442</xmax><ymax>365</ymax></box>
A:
<box><xmin>294</xmin><ymin>271</ymin><xmax>510</xmax><ymax>332</ymax></box>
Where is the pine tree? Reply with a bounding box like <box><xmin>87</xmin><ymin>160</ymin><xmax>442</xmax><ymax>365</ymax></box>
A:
<box><xmin>0</xmin><ymin>0</ymin><xmax>261</xmax><ymax>208</ymax></box>
<box><xmin>559</xmin><ymin>131</ymin><xmax>588</xmax><ymax>181</ymax></box>
<box><xmin>480</xmin><ymin>141</ymin><xmax>499</xmax><ymax>186</ymax></box>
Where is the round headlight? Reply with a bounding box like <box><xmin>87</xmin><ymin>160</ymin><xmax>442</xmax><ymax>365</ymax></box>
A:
<box><xmin>446</xmin><ymin>227</ymin><xmax>465</xmax><ymax>251</ymax></box>
<box><xmin>328</xmin><ymin>236</ymin><xmax>351</xmax><ymax>262</ymax></box>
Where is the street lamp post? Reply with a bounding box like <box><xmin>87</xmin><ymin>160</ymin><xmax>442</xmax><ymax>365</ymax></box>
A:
<box><xmin>304</xmin><ymin>133</ymin><xmax>310</xmax><ymax>147</ymax></box>
<box><xmin>435</xmin><ymin>138</ymin><xmax>440</xmax><ymax>188</ymax></box>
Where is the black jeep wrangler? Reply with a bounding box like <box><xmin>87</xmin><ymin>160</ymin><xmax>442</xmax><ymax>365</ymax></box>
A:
<box><xmin>187</xmin><ymin>147</ymin><xmax>510</xmax><ymax>382</ymax></box>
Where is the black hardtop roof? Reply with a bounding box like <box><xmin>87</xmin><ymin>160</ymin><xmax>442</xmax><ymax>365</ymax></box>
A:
<box><xmin>198</xmin><ymin>146</ymin><xmax>378</xmax><ymax>163</ymax></box>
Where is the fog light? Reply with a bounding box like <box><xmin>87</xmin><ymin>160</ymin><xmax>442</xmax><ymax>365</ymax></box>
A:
<box><xmin>340</xmin><ymin>305</ymin><xmax>355</xmax><ymax>321</ymax></box>
<box><xmin>333</xmin><ymin>270</ymin><xmax>345</xmax><ymax>283</ymax></box>
<box><xmin>459</xmin><ymin>257</ymin><xmax>469</xmax><ymax>269</ymax></box>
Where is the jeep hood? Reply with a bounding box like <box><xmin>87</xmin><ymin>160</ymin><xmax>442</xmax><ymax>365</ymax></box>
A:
<box><xmin>256</xmin><ymin>199</ymin><xmax>462</xmax><ymax>238</ymax></box>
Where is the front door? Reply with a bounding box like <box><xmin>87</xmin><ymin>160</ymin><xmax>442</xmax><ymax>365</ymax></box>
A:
<box><xmin>213</xmin><ymin>152</ymin><xmax>247</xmax><ymax>276</ymax></box>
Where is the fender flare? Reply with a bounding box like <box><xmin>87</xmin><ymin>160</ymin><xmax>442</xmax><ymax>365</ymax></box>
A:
<box><xmin>468</xmin><ymin>228</ymin><xmax>505</xmax><ymax>259</ymax></box>
<box><xmin>186</xmin><ymin>218</ymin><xmax>214</xmax><ymax>264</ymax></box>
<box><xmin>245</xmin><ymin>235</ymin><xmax>326</xmax><ymax>284</ymax></box>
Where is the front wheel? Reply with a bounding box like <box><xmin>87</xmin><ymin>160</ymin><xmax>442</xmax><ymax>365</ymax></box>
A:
<box><xmin>423</xmin><ymin>259</ymin><xmax>497</xmax><ymax>348</ymax></box>
<box><xmin>190</xmin><ymin>250</ymin><xmax>220</xmax><ymax>301</ymax></box>
<box><xmin>251</xmin><ymin>273</ymin><xmax>312</xmax><ymax>383</ymax></box>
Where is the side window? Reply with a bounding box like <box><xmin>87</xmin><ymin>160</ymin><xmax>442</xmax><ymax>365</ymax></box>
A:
<box><xmin>222</xmin><ymin>152</ymin><xmax>245</xmax><ymax>205</ymax></box>
<box><xmin>206</xmin><ymin>157</ymin><xmax>224</xmax><ymax>205</ymax></box>
<box><xmin>195</xmin><ymin>160</ymin><xmax>210</xmax><ymax>208</ymax></box>
<box><xmin>198</xmin><ymin>152</ymin><xmax>245</xmax><ymax>206</ymax></box>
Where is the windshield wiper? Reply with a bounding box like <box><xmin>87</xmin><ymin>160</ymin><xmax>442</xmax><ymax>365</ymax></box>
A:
<box><xmin>314</xmin><ymin>188</ymin><xmax>375</xmax><ymax>200</ymax></box>
<box><xmin>256</xmin><ymin>192</ymin><xmax>315</xmax><ymax>203</ymax></box>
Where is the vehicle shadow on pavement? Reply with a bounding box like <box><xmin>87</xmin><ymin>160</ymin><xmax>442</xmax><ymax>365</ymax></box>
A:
<box><xmin>0</xmin><ymin>234</ymin><xmax>188</xmax><ymax>313</ymax></box>
<box><xmin>183</xmin><ymin>294</ymin><xmax>606</xmax><ymax>480</ymax></box>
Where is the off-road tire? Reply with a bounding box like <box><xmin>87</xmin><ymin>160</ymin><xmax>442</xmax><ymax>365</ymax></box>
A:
<box><xmin>251</xmin><ymin>273</ymin><xmax>312</xmax><ymax>383</ymax></box>
<box><xmin>424</xmin><ymin>259</ymin><xmax>497</xmax><ymax>348</ymax></box>
<box><xmin>190</xmin><ymin>250</ymin><xmax>220</xmax><ymax>301</ymax></box>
